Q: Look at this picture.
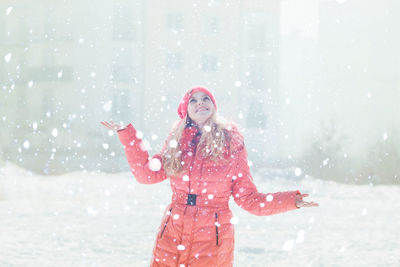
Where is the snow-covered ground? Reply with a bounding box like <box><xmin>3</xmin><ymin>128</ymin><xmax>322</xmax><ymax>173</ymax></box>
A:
<box><xmin>1</xmin><ymin>162</ymin><xmax>399</xmax><ymax>267</ymax></box>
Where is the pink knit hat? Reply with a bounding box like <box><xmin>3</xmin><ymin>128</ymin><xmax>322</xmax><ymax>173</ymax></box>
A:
<box><xmin>177</xmin><ymin>87</ymin><xmax>217</xmax><ymax>119</ymax></box>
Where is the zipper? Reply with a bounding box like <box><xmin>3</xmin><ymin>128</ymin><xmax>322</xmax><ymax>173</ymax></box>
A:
<box><xmin>160</xmin><ymin>208</ymin><xmax>173</xmax><ymax>238</ymax></box>
<box><xmin>187</xmin><ymin>135</ymin><xmax>197</xmax><ymax>196</ymax></box>
<box><xmin>215</xmin><ymin>213</ymin><xmax>219</xmax><ymax>246</ymax></box>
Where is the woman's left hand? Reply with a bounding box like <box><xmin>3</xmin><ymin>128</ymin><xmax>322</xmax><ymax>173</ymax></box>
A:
<box><xmin>100</xmin><ymin>120</ymin><xmax>126</xmax><ymax>132</ymax></box>
<box><xmin>295</xmin><ymin>194</ymin><xmax>319</xmax><ymax>208</ymax></box>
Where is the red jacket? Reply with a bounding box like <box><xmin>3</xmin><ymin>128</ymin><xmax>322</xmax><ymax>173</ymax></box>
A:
<box><xmin>118</xmin><ymin>123</ymin><xmax>300</xmax><ymax>267</ymax></box>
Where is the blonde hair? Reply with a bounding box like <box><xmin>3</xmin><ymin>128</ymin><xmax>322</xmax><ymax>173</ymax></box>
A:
<box><xmin>161</xmin><ymin>111</ymin><xmax>236</xmax><ymax>176</ymax></box>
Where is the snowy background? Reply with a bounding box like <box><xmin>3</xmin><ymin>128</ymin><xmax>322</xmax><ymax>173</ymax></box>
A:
<box><xmin>1</xmin><ymin>0</ymin><xmax>399</xmax><ymax>183</ymax></box>
<box><xmin>1</xmin><ymin>0</ymin><xmax>400</xmax><ymax>266</ymax></box>
<box><xmin>1</xmin><ymin>162</ymin><xmax>400</xmax><ymax>267</ymax></box>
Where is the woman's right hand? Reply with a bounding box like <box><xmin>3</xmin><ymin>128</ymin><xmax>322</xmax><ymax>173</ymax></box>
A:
<box><xmin>100</xmin><ymin>120</ymin><xmax>126</xmax><ymax>132</ymax></box>
<box><xmin>295</xmin><ymin>193</ymin><xmax>319</xmax><ymax>208</ymax></box>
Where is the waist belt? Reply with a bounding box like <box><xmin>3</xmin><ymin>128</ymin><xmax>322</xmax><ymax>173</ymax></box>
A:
<box><xmin>171</xmin><ymin>192</ymin><xmax>229</xmax><ymax>208</ymax></box>
<box><xmin>186</xmin><ymin>193</ymin><xmax>197</xmax><ymax>206</ymax></box>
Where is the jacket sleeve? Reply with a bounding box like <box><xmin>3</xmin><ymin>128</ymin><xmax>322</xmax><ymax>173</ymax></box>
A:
<box><xmin>117</xmin><ymin>123</ymin><xmax>168</xmax><ymax>184</ymax></box>
<box><xmin>230</xmin><ymin>143</ymin><xmax>300</xmax><ymax>216</ymax></box>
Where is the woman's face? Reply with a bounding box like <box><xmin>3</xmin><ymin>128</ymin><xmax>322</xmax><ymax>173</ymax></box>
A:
<box><xmin>187</xmin><ymin>92</ymin><xmax>215</xmax><ymax>126</ymax></box>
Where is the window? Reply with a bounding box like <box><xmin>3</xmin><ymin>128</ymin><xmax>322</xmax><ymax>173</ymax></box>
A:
<box><xmin>247</xmin><ymin>23</ymin><xmax>266</xmax><ymax>51</ymax></box>
<box><xmin>112</xmin><ymin>47</ymin><xmax>135</xmax><ymax>82</ymax></box>
<box><xmin>201</xmin><ymin>54</ymin><xmax>217</xmax><ymax>72</ymax></box>
<box><xmin>246</xmin><ymin>99</ymin><xmax>267</xmax><ymax>129</ymax></box>
<box><xmin>41</xmin><ymin>90</ymin><xmax>54</xmax><ymax>115</ymax></box>
<box><xmin>17</xmin><ymin>19</ymin><xmax>29</xmax><ymax>45</ymax></box>
<box><xmin>167</xmin><ymin>13</ymin><xmax>183</xmax><ymax>31</ymax></box>
<box><xmin>112</xmin><ymin>90</ymin><xmax>131</xmax><ymax>118</ymax></box>
<box><xmin>165</xmin><ymin>51</ymin><xmax>182</xmax><ymax>69</ymax></box>
<box><xmin>28</xmin><ymin>66</ymin><xmax>73</xmax><ymax>81</ymax></box>
<box><xmin>204</xmin><ymin>16</ymin><xmax>218</xmax><ymax>34</ymax></box>
<box><xmin>247</xmin><ymin>57</ymin><xmax>265</xmax><ymax>90</ymax></box>
<box><xmin>0</xmin><ymin>17</ymin><xmax>5</xmax><ymax>45</ymax></box>
<box><xmin>44</xmin><ymin>10</ymin><xmax>73</xmax><ymax>41</ymax></box>
<box><xmin>113</xmin><ymin>2</ymin><xmax>136</xmax><ymax>41</ymax></box>
<box><xmin>28</xmin><ymin>48</ymin><xmax>73</xmax><ymax>81</ymax></box>
<box><xmin>244</xmin><ymin>12</ymin><xmax>277</xmax><ymax>52</ymax></box>
<box><xmin>0</xmin><ymin>61</ymin><xmax>5</xmax><ymax>82</ymax></box>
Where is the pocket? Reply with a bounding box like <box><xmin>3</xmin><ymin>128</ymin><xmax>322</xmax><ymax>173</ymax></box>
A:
<box><xmin>215</xmin><ymin>213</ymin><xmax>219</xmax><ymax>246</ymax></box>
<box><xmin>160</xmin><ymin>208</ymin><xmax>173</xmax><ymax>238</ymax></box>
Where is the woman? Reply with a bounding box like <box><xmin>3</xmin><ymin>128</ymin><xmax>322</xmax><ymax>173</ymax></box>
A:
<box><xmin>101</xmin><ymin>86</ymin><xmax>318</xmax><ymax>267</ymax></box>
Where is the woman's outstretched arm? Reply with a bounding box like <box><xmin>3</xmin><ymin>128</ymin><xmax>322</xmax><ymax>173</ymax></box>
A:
<box><xmin>227</xmin><ymin>127</ymin><xmax>318</xmax><ymax>216</ymax></box>
<box><xmin>101</xmin><ymin>121</ymin><xmax>167</xmax><ymax>184</ymax></box>
<box><xmin>230</xmin><ymin>145</ymin><xmax>301</xmax><ymax>216</ymax></box>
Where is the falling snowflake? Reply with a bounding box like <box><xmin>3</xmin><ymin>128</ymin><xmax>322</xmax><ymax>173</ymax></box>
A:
<box><xmin>149</xmin><ymin>158</ymin><xmax>161</xmax><ymax>171</ymax></box>
<box><xmin>87</xmin><ymin>206</ymin><xmax>97</xmax><ymax>216</ymax></box>
<box><xmin>361</xmin><ymin>208</ymin><xmax>367</xmax><ymax>216</ymax></box>
<box><xmin>51</xmin><ymin>128</ymin><xmax>58</xmax><ymax>137</ymax></box>
<box><xmin>4</xmin><ymin>53</ymin><xmax>12</xmax><ymax>62</ymax></box>
<box><xmin>296</xmin><ymin>230</ymin><xmax>305</xmax><ymax>243</ymax></box>
<box><xmin>23</xmin><ymin>140</ymin><xmax>30</xmax><ymax>149</ymax></box>
<box><xmin>141</xmin><ymin>139</ymin><xmax>151</xmax><ymax>150</ymax></box>
<box><xmin>6</xmin><ymin>7</ymin><xmax>13</xmax><ymax>16</ymax></box>
<box><xmin>282</xmin><ymin>240</ymin><xmax>294</xmax><ymax>251</ymax></box>
<box><xmin>169</xmin><ymin>139</ymin><xmax>178</xmax><ymax>148</ymax></box>
<box><xmin>230</xmin><ymin>216</ymin><xmax>239</xmax><ymax>225</ymax></box>
<box><xmin>103</xmin><ymin>101</ymin><xmax>112</xmax><ymax>112</ymax></box>
<box><xmin>136</xmin><ymin>131</ymin><xmax>144</xmax><ymax>139</ymax></box>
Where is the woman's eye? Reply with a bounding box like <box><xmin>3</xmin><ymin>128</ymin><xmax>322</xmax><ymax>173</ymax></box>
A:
<box><xmin>189</xmin><ymin>99</ymin><xmax>196</xmax><ymax>103</ymax></box>
<box><xmin>203</xmin><ymin>97</ymin><xmax>210</xmax><ymax>101</ymax></box>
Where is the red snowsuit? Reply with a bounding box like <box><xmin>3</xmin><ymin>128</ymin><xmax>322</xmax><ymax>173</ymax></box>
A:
<box><xmin>118</xmin><ymin>123</ymin><xmax>300</xmax><ymax>267</ymax></box>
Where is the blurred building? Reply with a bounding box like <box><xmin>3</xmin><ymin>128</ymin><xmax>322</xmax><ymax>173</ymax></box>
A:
<box><xmin>278</xmin><ymin>0</ymin><xmax>400</xmax><ymax>184</ymax></box>
<box><xmin>0</xmin><ymin>0</ymin><xmax>146</xmax><ymax>173</ymax></box>
<box><xmin>1</xmin><ymin>0</ymin><xmax>285</xmax><ymax>174</ymax></box>
<box><xmin>4</xmin><ymin>0</ymin><xmax>398</xmax><ymax>179</ymax></box>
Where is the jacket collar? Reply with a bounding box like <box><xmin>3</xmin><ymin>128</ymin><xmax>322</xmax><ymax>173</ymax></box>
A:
<box><xmin>180</xmin><ymin>126</ymin><xmax>201</xmax><ymax>152</ymax></box>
